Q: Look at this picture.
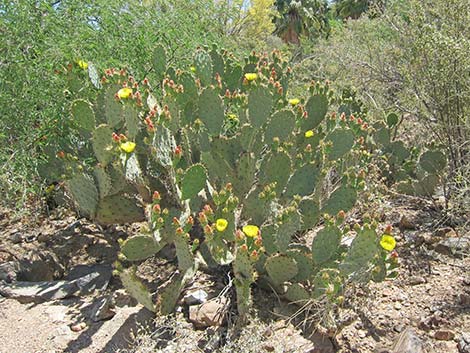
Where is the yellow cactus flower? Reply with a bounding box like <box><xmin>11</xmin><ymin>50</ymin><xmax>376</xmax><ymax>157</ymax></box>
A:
<box><xmin>120</xmin><ymin>141</ymin><xmax>136</xmax><ymax>153</ymax></box>
<box><xmin>77</xmin><ymin>60</ymin><xmax>88</xmax><ymax>70</ymax></box>
<box><xmin>242</xmin><ymin>225</ymin><xmax>259</xmax><ymax>238</ymax></box>
<box><xmin>244</xmin><ymin>73</ymin><xmax>258</xmax><ymax>81</ymax></box>
<box><xmin>305</xmin><ymin>130</ymin><xmax>314</xmax><ymax>138</ymax></box>
<box><xmin>117</xmin><ymin>87</ymin><xmax>133</xmax><ymax>99</ymax></box>
<box><xmin>380</xmin><ymin>234</ymin><xmax>396</xmax><ymax>252</ymax></box>
<box><xmin>288</xmin><ymin>98</ymin><xmax>300</xmax><ymax>106</ymax></box>
<box><xmin>215</xmin><ymin>218</ymin><xmax>228</xmax><ymax>232</ymax></box>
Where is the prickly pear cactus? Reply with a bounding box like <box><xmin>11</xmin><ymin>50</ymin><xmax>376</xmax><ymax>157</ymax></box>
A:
<box><xmin>60</xmin><ymin>47</ymin><xmax>400</xmax><ymax>320</ymax></box>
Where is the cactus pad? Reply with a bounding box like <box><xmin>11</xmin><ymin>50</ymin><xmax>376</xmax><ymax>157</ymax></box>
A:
<box><xmin>120</xmin><ymin>268</ymin><xmax>155</xmax><ymax>312</ymax></box>
<box><xmin>341</xmin><ymin>225</ymin><xmax>378</xmax><ymax>278</ymax></box>
<box><xmin>66</xmin><ymin>173</ymin><xmax>98</xmax><ymax>217</ymax></box>
<box><xmin>299</xmin><ymin>198</ymin><xmax>320</xmax><ymax>230</ymax></box>
<box><xmin>121</xmin><ymin>234</ymin><xmax>164</xmax><ymax>261</ymax></box>
<box><xmin>419</xmin><ymin>150</ymin><xmax>446</xmax><ymax>174</ymax></box>
<box><xmin>152</xmin><ymin>44</ymin><xmax>167</xmax><ymax>81</ymax></box>
<box><xmin>322</xmin><ymin>185</ymin><xmax>357</xmax><ymax>216</ymax></box>
<box><xmin>284</xmin><ymin>163</ymin><xmax>319</xmax><ymax>198</ymax></box>
<box><xmin>265</xmin><ymin>254</ymin><xmax>298</xmax><ymax>285</ymax></box>
<box><xmin>194</xmin><ymin>49</ymin><xmax>213</xmax><ymax>86</ymax></box>
<box><xmin>181</xmin><ymin>164</ymin><xmax>207</xmax><ymax>200</ymax></box>
<box><xmin>248</xmin><ymin>86</ymin><xmax>273</xmax><ymax>128</ymax></box>
<box><xmin>92</xmin><ymin>124</ymin><xmax>115</xmax><ymax>166</ymax></box>
<box><xmin>325</xmin><ymin>128</ymin><xmax>355</xmax><ymax>160</ymax></box>
<box><xmin>198</xmin><ymin>87</ymin><xmax>224</xmax><ymax>136</ymax></box>
<box><xmin>311</xmin><ymin>225</ymin><xmax>342</xmax><ymax>265</ymax></box>
<box><xmin>284</xmin><ymin>283</ymin><xmax>310</xmax><ymax>304</ymax></box>
<box><xmin>264</xmin><ymin>110</ymin><xmax>295</xmax><ymax>142</ymax></box>
<box><xmin>95</xmin><ymin>195</ymin><xmax>144</xmax><ymax>225</ymax></box>
<box><xmin>71</xmin><ymin>99</ymin><xmax>95</xmax><ymax>132</ymax></box>
<box><xmin>302</xmin><ymin>94</ymin><xmax>328</xmax><ymax>130</ymax></box>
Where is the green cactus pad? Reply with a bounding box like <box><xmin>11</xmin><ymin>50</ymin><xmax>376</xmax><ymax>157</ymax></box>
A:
<box><xmin>210</xmin><ymin>49</ymin><xmax>225</xmax><ymax>76</ymax></box>
<box><xmin>66</xmin><ymin>173</ymin><xmax>99</xmax><ymax>217</ymax></box>
<box><xmin>311</xmin><ymin>225</ymin><xmax>342</xmax><ymax>265</ymax></box>
<box><xmin>264</xmin><ymin>110</ymin><xmax>295</xmax><ymax>142</ymax></box>
<box><xmin>71</xmin><ymin>99</ymin><xmax>95</xmax><ymax>132</ymax></box>
<box><xmin>93</xmin><ymin>166</ymin><xmax>112</xmax><ymax>199</ymax></box>
<box><xmin>180</xmin><ymin>164</ymin><xmax>207</xmax><ymax>200</ymax></box>
<box><xmin>413</xmin><ymin>174</ymin><xmax>440</xmax><ymax>196</ymax></box>
<box><xmin>302</xmin><ymin>94</ymin><xmax>328</xmax><ymax>130</ymax></box>
<box><xmin>207</xmin><ymin>238</ymin><xmax>235</xmax><ymax>265</ymax></box>
<box><xmin>386</xmin><ymin>141</ymin><xmax>410</xmax><ymax>164</ymax></box>
<box><xmin>198</xmin><ymin>87</ymin><xmax>224</xmax><ymax>136</ymax></box>
<box><xmin>248</xmin><ymin>86</ymin><xmax>273</xmax><ymax>128</ymax></box>
<box><xmin>124</xmin><ymin>106</ymin><xmax>140</xmax><ymax>140</ymax></box>
<box><xmin>276</xmin><ymin>211</ymin><xmax>302</xmax><ymax>253</ymax></box>
<box><xmin>322</xmin><ymin>185</ymin><xmax>357</xmax><ymax>216</ymax></box>
<box><xmin>386</xmin><ymin>112</ymin><xmax>399</xmax><ymax>127</ymax></box>
<box><xmin>340</xmin><ymin>225</ymin><xmax>378</xmax><ymax>277</ymax></box>
<box><xmin>242</xmin><ymin>189</ymin><xmax>266</xmax><ymax>225</ymax></box>
<box><xmin>99</xmin><ymin>85</ymin><xmax>125</xmax><ymax>128</ymax></box>
<box><xmin>156</xmin><ymin>271</ymin><xmax>193</xmax><ymax>315</ymax></box>
<box><xmin>121</xmin><ymin>234</ymin><xmax>164</xmax><ymax>261</ymax></box>
<box><xmin>95</xmin><ymin>195</ymin><xmax>144</xmax><ymax>225</ymax></box>
<box><xmin>259</xmin><ymin>224</ymin><xmax>278</xmax><ymax>255</ymax></box>
<box><xmin>224</xmin><ymin>63</ymin><xmax>242</xmax><ymax>91</ymax></box>
<box><xmin>92</xmin><ymin>124</ymin><xmax>115</xmax><ymax>166</ymax></box>
<box><xmin>174</xmin><ymin>235</ymin><xmax>195</xmax><ymax>271</ymax></box>
<box><xmin>259</xmin><ymin>151</ymin><xmax>291</xmax><ymax>195</ymax></box>
<box><xmin>234</xmin><ymin>152</ymin><xmax>256</xmax><ymax>197</ymax></box>
<box><xmin>284</xmin><ymin>163</ymin><xmax>319</xmax><ymax>198</ymax></box>
<box><xmin>284</xmin><ymin>283</ymin><xmax>310</xmax><ymax>304</ymax></box>
<box><xmin>265</xmin><ymin>254</ymin><xmax>298</xmax><ymax>285</ymax></box>
<box><xmin>194</xmin><ymin>49</ymin><xmax>213</xmax><ymax>86</ymax></box>
<box><xmin>152</xmin><ymin>44</ymin><xmax>167</xmax><ymax>81</ymax></box>
<box><xmin>152</xmin><ymin>125</ymin><xmax>176</xmax><ymax>168</ymax></box>
<box><xmin>211</xmin><ymin>135</ymin><xmax>243</xmax><ymax>170</ymax></box>
<box><xmin>313</xmin><ymin>269</ymin><xmax>342</xmax><ymax>298</ymax></box>
<box><xmin>419</xmin><ymin>150</ymin><xmax>446</xmax><ymax>174</ymax></box>
<box><xmin>325</xmin><ymin>128</ymin><xmax>355</xmax><ymax>160</ymax></box>
<box><xmin>234</xmin><ymin>251</ymin><xmax>254</xmax><ymax>282</ymax></box>
<box><xmin>299</xmin><ymin>198</ymin><xmax>320</xmax><ymax>230</ymax></box>
<box><xmin>120</xmin><ymin>268</ymin><xmax>155</xmax><ymax>312</ymax></box>
<box><xmin>288</xmin><ymin>250</ymin><xmax>313</xmax><ymax>282</ymax></box>
<box><xmin>373</xmin><ymin>122</ymin><xmax>391</xmax><ymax>146</ymax></box>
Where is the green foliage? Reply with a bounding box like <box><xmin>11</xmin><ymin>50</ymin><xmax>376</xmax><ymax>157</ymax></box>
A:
<box><xmin>60</xmin><ymin>46</ymin><xmax>397</xmax><ymax>319</ymax></box>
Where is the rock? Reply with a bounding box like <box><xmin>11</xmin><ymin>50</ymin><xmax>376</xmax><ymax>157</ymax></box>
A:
<box><xmin>0</xmin><ymin>266</ymin><xmax>112</xmax><ymax>303</ymax></box>
<box><xmin>435</xmin><ymin>236</ymin><xmax>470</xmax><ymax>258</ymax></box>
<box><xmin>18</xmin><ymin>252</ymin><xmax>63</xmax><ymax>281</ymax></box>
<box><xmin>184</xmin><ymin>289</ymin><xmax>208</xmax><ymax>305</ymax></box>
<box><xmin>459</xmin><ymin>293</ymin><xmax>470</xmax><ymax>307</ymax></box>
<box><xmin>394</xmin><ymin>302</ymin><xmax>402</xmax><ymax>310</ymax></box>
<box><xmin>189</xmin><ymin>297</ymin><xmax>228</xmax><ymax>328</ymax></box>
<box><xmin>70</xmin><ymin>322</ymin><xmax>86</xmax><ymax>332</ymax></box>
<box><xmin>9</xmin><ymin>232</ymin><xmax>24</xmax><ymax>244</ymax></box>
<box><xmin>390</xmin><ymin>328</ymin><xmax>423</xmax><ymax>353</ymax></box>
<box><xmin>113</xmin><ymin>289</ymin><xmax>136</xmax><ymax>307</ymax></box>
<box><xmin>458</xmin><ymin>332</ymin><xmax>470</xmax><ymax>353</ymax></box>
<box><xmin>90</xmin><ymin>296</ymin><xmax>116</xmax><ymax>322</ymax></box>
<box><xmin>0</xmin><ymin>262</ymin><xmax>19</xmax><ymax>283</ymax></box>
<box><xmin>306</xmin><ymin>332</ymin><xmax>335</xmax><ymax>353</ymax></box>
<box><xmin>434</xmin><ymin>227</ymin><xmax>457</xmax><ymax>238</ymax></box>
<box><xmin>399</xmin><ymin>215</ymin><xmax>416</xmax><ymax>230</ymax></box>
<box><xmin>408</xmin><ymin>276</ymin><xmax>426</xmax><ymax>285</ymax></box>
<box><xmin>263</xmin><ymin>344</ymin><xmax>275</xmax><ymax>352</ymax></box>
<box><xmin>435</xmin><ymin>329</ymin><xmax>455</xmax><ymax>341</ymax></box>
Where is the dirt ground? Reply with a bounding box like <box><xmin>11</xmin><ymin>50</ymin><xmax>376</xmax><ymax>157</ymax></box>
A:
<box><xmin>0</xmin><ymin>195</ymin><xmax>468</xmax><ymax>353</ymax></box>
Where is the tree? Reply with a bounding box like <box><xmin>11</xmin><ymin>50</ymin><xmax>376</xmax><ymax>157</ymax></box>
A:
<box><xmin>274</xmin><ymin>0</ymin><xmax>330</xmax><ymax>44</ymax></box>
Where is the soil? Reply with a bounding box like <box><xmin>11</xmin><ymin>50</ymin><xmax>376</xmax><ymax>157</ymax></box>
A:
<box><xmin>0</xmin><ymin>195</ymin><xmax>468</xmax><ymax>353</ymax></box>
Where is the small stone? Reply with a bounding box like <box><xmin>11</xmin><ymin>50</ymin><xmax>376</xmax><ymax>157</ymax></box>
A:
<box><xmin>433</xmin><ymin>228</ymin><xmax>457</xmax><ymax>238</ymax></box>
<box><xmin>435</xmin><ymin>237</ymin><xmax>470</xmax><ymax>258</ymax></box>
<box><xmin>394</xmin><ymin>302</ymin><xmax>402</xmax><ymax>310</ymax></box>
<box><xmin>189</xmin><ymin>297</ymin><xmax>228</xmax><ymax>328</ymax></box>
<box><xmin>9</xmin><ymin>232</ymin><xmax>24</xmax><ymax>244</ymax></box>
<box><xmin>90</xmin><ymin>296</ymin><xmax>116</xmax><ymax>322</ymax></box>
<box><xmin>458</xmin><ymin>332</ymin><xmax>470</xmax><ymax>353</ymax></box>
<box><xmin>263</xmin><ymin>327</ymin><xmax>274</xmax><ymax>338</ymax></box>
<box><xmin>399</xmin><ymin>215</ymin><xmax>416</xmax><ymax>230</ymax></box>
<box><xmin>391</xmin><ymin>328</ymin><xmax>423</xmax><ymax>353</ymax></box>
<box><xmin>358</xmin><ymin>329</ymin><xmax>367</xmax><ymax>338</ymax></box>
<box><xmin>263</xmin><ymin>344</ymin><xmax>275</xmax><ymax>352</ymax></box>
<box><xmin>70</xmin><ymin>322</ymin><xmax>86</xmax><ymax>332</ymax></box>
<box><xmin>394</xmin><ymin>324</ymin><xmax>405</xmax><ymax>333</ymax></box>
<box><xmin>408</xmin><ymin>276</ymin><xmax>426</xmax><ymax>285</ymax></box>
<box><xmin>459</xmin><ymin>293</ymin><xmax>470</xmax><ymax>307</ymax></box>
<box><xmin>184</xmin><ymin>289</ymin><xmax>208</xmax><ymax>305</ymax></box>
<box><xmin>435</xmin><ymin>329</ymin><xmax>455</xmax><ymax>341</ymax></box>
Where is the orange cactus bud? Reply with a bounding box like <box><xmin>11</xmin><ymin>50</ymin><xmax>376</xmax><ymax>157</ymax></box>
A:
<box><xmin>152</xmin><ymin>191</ymin><xmax>161</xmax><ymax>200</ymax></box>
<box><xmin>384</xmin><ymin>224</ymin><xmax>393</xmax><ymax>234</ymax></box>
<box><xmin>204</xmin><ymin>224</ymin><xmax>214</xmax><ymax>235</ymax></box>
<box><xmin>176</xmin><ymin>227</ymin><xmax>184</xmax><ymax>234</ymax></box>
<box><xmin>152</xmin><ymin>204</ymin><xmax>161</xmax><ymax>214</ymax></box>
<box><xmin>172</xmin><ymin>217</ymin><xmax>180</xmax><ymax>226</ymax></box>
<box><xmin>56</xmin><ymin>151</ymin><xmax>65</xmax><ymax>159</ymax></box>
<box><xmin>187</xmin><ymin>216</ymin><xmax>194</xmax><ymax>226</ymax></box>
<box><xmin>337</xmin><ymin>210</ymin><xmax>346</xmax><ymax>219</ymax></box>
<box><xmin>240</xmin><ymin>244</ymin><xmax>248</xmax><ymax>252</ymax></box>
